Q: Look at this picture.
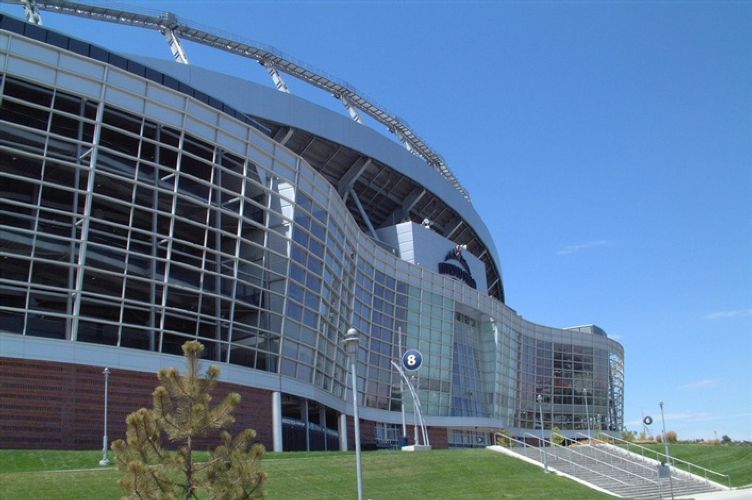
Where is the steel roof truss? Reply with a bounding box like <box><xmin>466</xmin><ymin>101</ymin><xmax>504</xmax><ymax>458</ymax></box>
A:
<box><xmin>5</xmin><ymin>0</ymin><xmax>471</xmax><ymax>201</ymax></box>
<box><xmin>349</xmin><ymin>188</ymin><xmax>380</xmax><ymax>242</ymax></box>
<box><xmin>336</xmin><ymin>157</ymin><xmax>371</xmax><ymax>196</ymax></box>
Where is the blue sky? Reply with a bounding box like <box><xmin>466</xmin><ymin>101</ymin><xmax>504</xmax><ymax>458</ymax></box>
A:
<box><xmin>4</xmin><ymin>1</ymin><xmax>749</xmax><ymax>441</ymax></box>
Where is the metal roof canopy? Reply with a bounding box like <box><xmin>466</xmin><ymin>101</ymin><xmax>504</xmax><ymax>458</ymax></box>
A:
<box><xmin>6</xmin><ymin>0</ymin><xmax>472</xmax><ymax>202</ymax></box>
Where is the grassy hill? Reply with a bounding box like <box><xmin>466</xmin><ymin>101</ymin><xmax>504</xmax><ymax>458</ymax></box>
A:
<box><xmin>636</xmin><ymin>442</ymin><xmax>752</xmax><ymax>487</ymax></box>
<box><xmin>1</xmin><ymin>443</ymin><xmax>749</xmax><ymax>498</ymax></box>
<box><xmin>0</xmin><ymin>448</ymin><xmax>608</xmax><ymax>499</ymax></box>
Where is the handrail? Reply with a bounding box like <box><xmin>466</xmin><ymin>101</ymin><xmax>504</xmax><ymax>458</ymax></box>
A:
<box><xmin>523</xmin><ymin>433</ymin><xmax>657</xmax><ymax>486</ymax></box>
<box><xmin>494</xmin><ymin>431</ymin><xmax>630</xmax><ymax>486</ymax></box>
<box><xmin>571</xmin><ymin>433</ymin><xmax>670</xmax><ymax>477</ymax></box>
<box><xmin>593</xmin><ymin>433</ymin><xmax>731</xmax><ymax>488</ymax></box>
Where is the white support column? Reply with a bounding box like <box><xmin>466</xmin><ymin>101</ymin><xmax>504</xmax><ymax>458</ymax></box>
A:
<box><xmin>71</xmin><ymin>101</ymin><xmax>105</xmax><ymax>341</ymax></box>
<box><xmin>22</xmin><ymin>0</ymin><xmax>42</xmax><ymax>25</ymax></box>
<box><xmin>303</xmin><ymin>399</ymin><xmax>310</xmax><ymax>452</ymax></box>
<box><xmin>319</xmin><ymin>405</ymin><xmax>328</xmax><ymax>450</ymax></box>
<box><xmin>264</xmin><ymin>63</ymin><xmax>291</xmax><ymax>93</ymax></box>
<box><xmin>349</xmin><ymin>189</ymin><xmax>379</xmax><ymax>241</ymax></box>
<box><xmin>162</xmin><ymin>29</ymin><xmax>190</xmax><ymax>64</ymax></box>
<box><xmin>339</xmin><ymin>413</ymin><xmax>348</xmax><ymax>451</ymax></box>
<box><xmin>159</xmin><ymin>12</ymin><xmax>189</xmax><ymax>64</ymax></box>
<box><xmin>272</xmin><ymin>391</ymin><xmax>283</xmax><ymax>452</ymax></box>
<box><xmin>339</xmin><ymin>95</ymin><xmax>363</xmax><ymax>124</ymax></box>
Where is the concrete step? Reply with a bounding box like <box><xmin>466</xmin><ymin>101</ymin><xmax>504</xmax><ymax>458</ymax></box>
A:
<box><xmin>504</xmin><ymin>444</ymin><xmax>725</xmax><ymax>499</ymax></box>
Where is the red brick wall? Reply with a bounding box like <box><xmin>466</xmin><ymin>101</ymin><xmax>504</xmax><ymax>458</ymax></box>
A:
<box><xmin>0</xmin><ymin>358</ymin><xmax>274</xmax><ymax>450</ymax></box>
<box><xmin>344</xmin><ymin>420</ymin><xmax>448</xmax><ymax>450</ymax></box>
<box><xmin>428</xmin><ymin>426</ymin><xmax>448</xmax><ymax>449</ymax></box>
<box><xmin>1</xmin><ymin>357</ymin><xmax>457</xmax><ymax>452</ymax></box>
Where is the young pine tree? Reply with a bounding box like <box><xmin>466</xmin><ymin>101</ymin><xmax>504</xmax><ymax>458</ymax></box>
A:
<box><xmin>112</xmin><ymin>340</ymin><xmax>266</xmax><ymax>499</ymax></box>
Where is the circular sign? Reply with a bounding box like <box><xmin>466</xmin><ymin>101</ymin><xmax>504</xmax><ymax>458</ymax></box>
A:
<box><xmin>643</xmin><ymin>416</ymin><xmax>653</xmax><ymax>426</ymax></box>
<box><xmin>402</xmin><ymin>349</ymin><xmax>423</xmax><ymax>372</ymax></box>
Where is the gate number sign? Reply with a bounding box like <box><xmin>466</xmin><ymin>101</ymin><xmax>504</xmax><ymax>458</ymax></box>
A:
<box><xmin>402</xmin><ymin>349</ymin><xmax>423</xmax><ymax>372</ymax></box>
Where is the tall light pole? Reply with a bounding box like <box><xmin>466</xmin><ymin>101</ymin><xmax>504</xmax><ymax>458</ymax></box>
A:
<box><xmin>397</xmin><ymin>327</ymin><xmax>407</xmax><ymax>446</ymax></box>
<box><xmin>659</xmin><ymin>401</ymin><xmax>671</xmax><ymax>463</ymax></box>
<box><xmin>583</xmin><ymin>387</ymin><xmax>591</xmax><ymax>441</ymax></box>
<box><xmin>344</xmin><ymin>328</ymin><xmax>363</xmax><ymax>500</ymax></box>
<box><xmin>537</xmin><ymin>394</ymin><xmax>548</xmax><ymax>473</ymax></box>
<box><xmin>99</xmin><ymin>367</ymin><xmax>111</xmax><ymax>466</ymax></box>
<box><xmin>659</xmin><ymin>400</ymin><xmax>674</xmax><ymax>498</ymax></box>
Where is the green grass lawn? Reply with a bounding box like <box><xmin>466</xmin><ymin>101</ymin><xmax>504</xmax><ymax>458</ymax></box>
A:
<box><xmin>634</xmin><ymin>443</ymin><xmax>752</xmax><ymax>487</ymax></box>
<box><xmin>1</xmin><ymin>444</ymin><xmax>749</xmax><ymax>499</ymax></box>
<box><xmin>0</xmin><ymin>448</ymin><xmax>610</xmax><ymax>499</ymax></box>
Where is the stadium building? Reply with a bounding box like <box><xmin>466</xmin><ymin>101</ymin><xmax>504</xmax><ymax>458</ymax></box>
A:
<box><xmin>0</xmin><ymin>3</ymin><xmax>623</xmax><ymax>451</ymax></box>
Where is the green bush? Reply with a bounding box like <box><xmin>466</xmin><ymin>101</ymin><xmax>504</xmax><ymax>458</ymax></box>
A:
<box><xmin>551</xmin><ymin>427</ymin><xmax>564</xmax><ymax>446</ymax></box>
<box><xmin>655</xmin><ymin>431</ymin><xmax>678</xmax><ymax>444</ymax></box>
<box><xmin>495</xmin><ymin>429</ymin><xmax>512</xmax><ymax>448</ymax></box>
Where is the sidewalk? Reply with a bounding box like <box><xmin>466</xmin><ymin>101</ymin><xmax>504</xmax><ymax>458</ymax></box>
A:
<box><xmin>678</xmin><ymin>487</ymin><xmax>752</xmax><ymax>499</ymax></box>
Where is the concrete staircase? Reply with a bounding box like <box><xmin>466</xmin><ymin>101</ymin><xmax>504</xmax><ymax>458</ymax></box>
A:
<box><xmin>509</xmin><ymin>443</ymin><xmax>725</xmax><ymax>498</ymax></box>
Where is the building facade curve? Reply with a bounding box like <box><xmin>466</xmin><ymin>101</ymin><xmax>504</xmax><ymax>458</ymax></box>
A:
<box><xmin>0</xmin><ymin>14</ymin><xmax>623</xmax><ymax>451</ymax></box>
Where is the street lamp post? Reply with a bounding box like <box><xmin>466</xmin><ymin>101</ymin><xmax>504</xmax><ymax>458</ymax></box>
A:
<box><xmin>659</xmin><ymin>400</ymin><xmax>674</xmax><ymax>498</ymax></box>
<box><xmin>344</xmin><ymin>328</ymin><xmax>363</xmax><ymax>500</ymax></box>
<box><xmin>659</xmin><ymin>401</ymin><xmax>671</xmax><ymax>463</ymax></box>
<box><xmin>99</xmin><ymin>367</ymin><xmax>111</xmax><ymax>466</ymax></box>
<box><xmin>397</xmin><ymin>327</ymin><xmax>407</xmax><ymax>446</ymax></box>
<box><xmin>537</xmin><ymin>394</ymin><xmax>548</xmax><ymax>473</ymax></box>
<box><xmin>583</xmin><ymin>387</ymin><xmax>591</xmax><ymax>441</ymax></box>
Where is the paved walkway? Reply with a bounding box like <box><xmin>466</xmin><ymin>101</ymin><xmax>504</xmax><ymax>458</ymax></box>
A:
<box><xmin>677</xmin><ymin>487</ymin><xmax>752</xmax><ymax>499</ymax></box>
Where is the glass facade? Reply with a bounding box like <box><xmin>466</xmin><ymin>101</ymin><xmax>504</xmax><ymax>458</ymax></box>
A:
<box><xmin>0</xmin><ymin>24</ymin><xmax>624</xmax><ymax>445</ymax></box>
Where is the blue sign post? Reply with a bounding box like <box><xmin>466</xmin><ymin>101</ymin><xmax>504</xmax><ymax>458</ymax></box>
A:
<box><xmin>402</xmin><ymin>349</ymin><xmax>423</xmax><ymax>372</ymax></box>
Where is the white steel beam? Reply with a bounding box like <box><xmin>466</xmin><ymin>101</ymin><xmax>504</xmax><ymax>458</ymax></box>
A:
<box><xmin>162</xmin><ymin>28</ymin><xmax>190</xmax><ymax>64</ymax></box>
<box><xmin>383</xmin><ymin>188</ymin><xmax>425</xmax><ymax>227</ymax></box>
<box><xmin>337</xmin><ymin>157</ymin><xmax>371</xmax><ymax>196</ymax></box>
<box><xmin>21</xmin><ymin>0</ymin><xmax>42</xmax><ymax>24</ymax></box>
<box><xmin>339</xmin><ymin>94</ymin><xmax>363</xmax><ymax>124</ymax></box>
<box><xmin>272</xmin><ymin>126</ymin><xmax>295</xmax><ymax>145</ymax></box>
<box><xmin>349</xmin><ymin>189</ymin><xmax>379</xmax><ymax>241</ymax></box>
<box><xmin>264</xmin><ymin>62</ymin><xmax>290</xmax><ymax>93</ymax></box>
<box><xmin>159</xmin><ymin>12</ymin><xmax>189</xmax><ymax>64</ymax></box>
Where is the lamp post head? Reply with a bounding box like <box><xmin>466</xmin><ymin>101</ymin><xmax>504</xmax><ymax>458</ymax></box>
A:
<box><xmin>537</xmin><ymin>394</ymin><xmax>543</xmax><ymax>404</ymax></box>
<box><xmin>659</xmin><ymin>400</ymin><xmax>664</xmax><ymax>409</ymax></box>
<box><xmin>343</xmin><ymin>328</ymin><xmax>359</xmax><ymax>358</ymax></box>
<box><xmin>102</xmin><ymin>367</ymin><xmax>110</xmax><ymax>376</ymax></box>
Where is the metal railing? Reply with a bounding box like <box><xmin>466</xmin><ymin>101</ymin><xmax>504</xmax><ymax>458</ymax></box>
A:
<box><xmin>522</xmin><ymin>433</ymin><xmax>659</xmax><ymax>487</ymax></box>
<box><xmin>494</xmin><ymin>431</ymin><xmax>632</xmax><ymax>487</ymax></box>
<box><xmin>571</xmin><ymin>432</ymin><xmax>669</xmax><ymax>478</ymax></box>
<box><xmin>590</xmin><ymin>433</ymin><xmax>731</xmax><ymax>488</ymax></box>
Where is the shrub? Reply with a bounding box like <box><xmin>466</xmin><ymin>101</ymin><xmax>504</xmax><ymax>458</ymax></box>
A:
<box><xmin>495</xmin><ymin>429</ymin><xmax>512</xmax><ymax>448</ymax></box>
<box><xmin>621</xmin><ymin>430</ymin><xmax>636</xmax><ymax>442</ymax></box>
<box><xmin>551</xmin><ymin>427</ymin><xmax>564</xmax><ymax>446</ymax></box>
<box><xmin>112</xmin><ymin>340</ymin><xmax>266</xmax><ymax>499</ymax></box>
<box><xmin>655</xmin><ymin>431</ymin><xmax>677</xmax><ymax>444</ymax></box>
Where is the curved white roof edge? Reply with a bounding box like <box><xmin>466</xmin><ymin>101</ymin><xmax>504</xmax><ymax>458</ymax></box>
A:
<box><xmin>133</xmin><ymin>55</ymin><xmax>504</xmax><ymax>286</ymax></box>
